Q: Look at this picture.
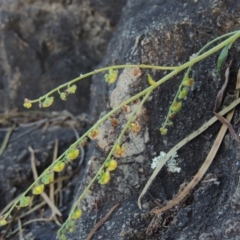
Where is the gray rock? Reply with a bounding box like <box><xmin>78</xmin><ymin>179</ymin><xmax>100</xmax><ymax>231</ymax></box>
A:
<box><xmin>71</xmin><ymin>0</ymin><xmax>240</xmax><ymax>240</ymax></box>
<box><xmin>1</xmin><ymin>0</ymin><xmax>240</xmax><ymax>239</ymax></box>
<box><xmin>0</xmin><ymin>0</ymin><xmax>126</xmax><ymax>114</ymax></box>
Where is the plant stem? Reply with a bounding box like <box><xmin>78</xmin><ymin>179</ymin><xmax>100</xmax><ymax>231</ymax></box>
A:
<box><xmin>30</xmin><ymin>65</ymin><xmax>177</xmax><ymax>103</ymax></box>
<box><xmin>57</xmin><ymin>90</ymin><xmax>153</xmax><ymax>237</ymax></box>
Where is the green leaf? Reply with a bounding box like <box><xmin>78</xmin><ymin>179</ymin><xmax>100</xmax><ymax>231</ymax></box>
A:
<box><xmin>147</xmin><ymin>74</ymin><xmax>157</xmax><ymax>86</ymax></box>
<box><xmin>217</xmin><ymin>43</ymin><xmax>232</xmax><ymax>77</ymax></box>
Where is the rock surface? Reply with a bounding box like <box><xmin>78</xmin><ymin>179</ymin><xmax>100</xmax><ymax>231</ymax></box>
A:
<box><xmin>0</xmin><ymin>0</ymin><xmax>126</xmax><ymax>239</ymax></box>
<box><xmin>1</xmin><ymin>0</ymin><xmax>240</xmax><ymax>240</ymax></box>
<box><xmin>72</xmin><ymin>0</ymin><xmax>240</xmax><ymax>240</ymax></box>
<box><xmin>0</xmin><ymin>0</ymin><xmax>126</xmax><ymax>114</ymax></box>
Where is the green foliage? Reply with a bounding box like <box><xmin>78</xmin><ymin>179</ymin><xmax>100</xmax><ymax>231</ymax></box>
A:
<box><xmin>217</xmin><ymin>43</ymin><xmax>232</xmax><ymax>77</ymax></box>
<box><xmin>147</xmin><ymin>74</ymin><xmax>157</xmax><ymax>86</ymax></box>
<box><xmin>2</xmin><ymin>30</ymin><xmax>240</xmax><ymax>239</ymax></box>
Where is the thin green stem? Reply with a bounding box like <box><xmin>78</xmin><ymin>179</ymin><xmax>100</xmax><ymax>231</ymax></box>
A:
<box><xmin>3</xmin><ymin>155</ymin><xmax>66</xmax><ymax>219</ymax></box>
<box><xmin>149</xmin><ymin>31</ymin><xmax>240</xmax><ymax>93</ymax></box>
<box><xmin>161</xmin><ymin>30</ymin><xmax>240</xmax><ymax>130</ymax></box>
<box><xmin>3</xmin><ymin>30</ymin><xmax>240</xmax><ymax>238</ymax></box>
<box><xmin>30</xmin><ymin>64</ymin><xmax>177</xmax><ymax>103</ymax></box>
<box><xmin>5</xmin><ymin>30</ymin><xmax>240</xmax><ymax>222</ymax></box>
<box><xmin>184</xmin><ymin>30</ymin><xmax>237</xmax><ymax>79</ymax></box>
<box><xmin>197</xmin><ymin>30</ymin><xmax>238</xmax><ymax>55</ymax></box>
<box><xmin>57</xmin><ymin>90</ymin><xmax>153</xmax><ymax>237</ymax></box>
<box><xmin>32</xmin><ymin>31</ymin><xmax>240</xmax><ymax>105</ymax></box>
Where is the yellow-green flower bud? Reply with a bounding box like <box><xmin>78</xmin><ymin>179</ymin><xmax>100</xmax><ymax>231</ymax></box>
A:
<box><xmin>99</xmin><ymin>171</ymin><xmax>111</xmax><ymax>184</ymax></box>
<box><xmin>0</xmin><ymin>219</ymin><xmax>7</xmax><ymax>226</ymax></box>
<box><xmin>104</xmin><ymin>69</ymin><xmax>118</xmax><ymax>83</ymax></box>
<box><xmin>41</xmin><ymin>172</ymin><xmax>54</xmax><ymax>185</ymax></box>
<box><xmin>32</xmin><ymin>184</ymin><xmax>44</xmax><ymax>195</ymax></box>
<box><xmin>182</xmin><ymin>78</ymin><xmax>194</xmax><ymax>87</ymax></box>
<box><xmin>53</xmin><ymin>162</ymin><xmax>65</xmax><ymax>172</ymax></box>
<box><xmin>113</xmin><ymin>145</ymin><xmax>125</xmax><ymax>158</ymax></box>
<box><xmin>23</xmin><ymin>98</ymin><xmax>32</xmax><ymax>108</ymax></box>
<box><xmin>171</xmin><ymin>101</ymin><xmax>182</xmax><ymax>113</ymax></box>
<box><xmin>106</xmin><ymin>159</ymin><xmax>118</xmax><ymax>171</ymax></box>
<box><xmin>60</xmin><ymin>92</ymin><xmax>67</xmax><ymax>100</ymax></box>
<box><xmin>160</xmin><ymin>127</ymin><xmax>168</xmax><ymax>135</ymax></box>
<box><xmin>42</xmin><ymin>97</ymin><xmax>54</xmax><ymax>108</ymax></box>
<box><xmin>20</xmin><ymin>196</ymin><xmax>31</xmax><ymax>207</ymax></box>
<box><xmin>68</xmin><ymin>85</ymin><xmax>77</xmax><ymax>94</ymax></box>
<box><xmin>60</xmin><ymin>234</ymin><xmax>67</xmax><ymax>240</ymax></box>
<box><xmin>71</xmin><ymin>209</ymin><xmax>82</xmax><ymax>220</ymax></box>
<box><xmin>178</xmin><ymin>87</ymin><xmax>188</xmax><ymax>99</ymax></box>
<box><xmin>66</xmin><ymin>149</ymin><xmax>79</xmax><ymax>161</ymax></box>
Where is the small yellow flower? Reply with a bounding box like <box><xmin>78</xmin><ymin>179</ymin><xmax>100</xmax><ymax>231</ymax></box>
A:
<box><xmin>66</xmin><ymin>149</ymin><xmax>79</xmax><ymax>161</ymax></box>
<box><xmin>53</xmin><ymin>162</ymin><xmax>65</xmax><ymax>172</ymax></box>
<box><xmin>104</xmin><ymin>69</ymin><xmax>118</xmax><ymax>83</ymax></box>
<box><xmin>19</xmin><ymin>196</ymin><xmax>31</xmax><ymax>207</ymax></box>
<box><xmin>42</xmin><ymin>96</ymin><xmax>54</xmax><ymax>108</ymax></box>
<box><xmin>99</xmin><ymin>171</ymin><xmax>111</xmax><ymax>184</ymax></box>
<box><xmin>106</xmin><ymin>159</ymin><xmax>118</xmax><ymax>171</ymax></box>
<box><xmin>88</xmin><ymin>129</ymin><xmax>99</xmax><ymax>140</ymax></box>
<box><xmin>160</xmin><ymin>127</ymin><xmax>168</xmax><ymax>135</ymax></box>
<box><xmin>23</xmin><ymin>98</ymin><xmax>32</xmax><ymax>108</ymax></box>
<box><xmin>60</xmin><ymin>234</ymin><xmax>67</xmax><ymax>240</ymax></box>
<box><xmin>32</xmin><ymin>184</ymin><xmax>44</xmax><ymax>195</ymax></box>
<box><xmin>113</xmin><ymin>145</ymin><xmax>125</xmax><ymax>158</ymax></box>
<box><xmin>71</xmin><ymin>209</ymin><xmax>82</xmax><ymax>220</ymax></box>
<box><xmin>171</xmin><ymin>101</ymin><xmax>182</xmax><ymax>113</ymax></box>
<box><xmin>182</xmin><ymin>78</ymin><xmax>195</xmax><ymax>87</ymax></box>
<box><xmin>0</xmin><ymin>219</ymin><xmax>7</xmax><ymax>226</ymax></box>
